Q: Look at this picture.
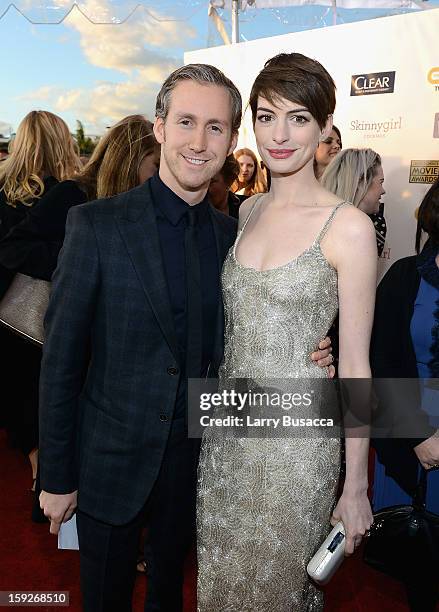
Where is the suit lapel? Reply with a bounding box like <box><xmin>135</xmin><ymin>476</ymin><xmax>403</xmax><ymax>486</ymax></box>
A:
<box><xmin>115</xmin><ymin>182</ymin><xmax>180</xmax><ymax>364</ymax></box>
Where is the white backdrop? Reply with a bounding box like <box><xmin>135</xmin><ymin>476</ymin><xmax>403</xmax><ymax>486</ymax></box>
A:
<box><xmin>186</xmin><ymin>8</ymin><xmax>439</xmax><ymax>276</ymax></box>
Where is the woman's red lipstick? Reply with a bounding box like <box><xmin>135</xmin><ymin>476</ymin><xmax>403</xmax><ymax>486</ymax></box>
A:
<box><xmin>267</xmin><ymin>149</ymin><xmax>295</xmax><ymax>159</ymax></box>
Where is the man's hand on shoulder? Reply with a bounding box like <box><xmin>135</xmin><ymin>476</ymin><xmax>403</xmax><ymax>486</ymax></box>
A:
<box><xmin>40</xmin><ymin>490</ymin><xmax>78</xmax><ymax>535</ymax></box>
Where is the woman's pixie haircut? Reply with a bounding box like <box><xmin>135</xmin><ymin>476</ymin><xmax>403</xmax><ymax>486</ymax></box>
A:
<box><xmin>249</xmin><ymin>53</ymin><xmax>336</xmax><ymax>129</ymax></box>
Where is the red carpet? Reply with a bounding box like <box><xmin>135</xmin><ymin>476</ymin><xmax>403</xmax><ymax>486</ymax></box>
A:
<box><xmin>0</xmin><ymin>429</ymin><xmax>417</xmax><ymax>611</ymax></box>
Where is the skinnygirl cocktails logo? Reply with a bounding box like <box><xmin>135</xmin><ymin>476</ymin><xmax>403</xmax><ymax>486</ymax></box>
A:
<box><xmin>350</xmin><ymin>116</ymin><xmax>402</xmax><ymax>140</ymax></box>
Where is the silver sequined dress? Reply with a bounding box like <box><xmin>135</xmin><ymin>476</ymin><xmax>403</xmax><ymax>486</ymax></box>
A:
<box><xmin>197</xmin><ymin>200</ymin><xmax>349</xmax><ymax>611</ymax></box>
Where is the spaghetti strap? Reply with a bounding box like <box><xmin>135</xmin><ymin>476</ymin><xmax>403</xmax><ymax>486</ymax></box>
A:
<box><xmin>240</xmin><ymin>194</ymin><xmax>264</xmax><ymax>234</ymax></box>
<box><xmin>314</xmin><ymin>201</ymin><xmax>349</xmax><ymax>246</ymax></box>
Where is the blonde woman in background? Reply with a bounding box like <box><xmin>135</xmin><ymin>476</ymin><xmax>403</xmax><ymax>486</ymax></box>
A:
<box><xmin>0</xmin><ymin>110</ymin><xmax>81</xmax><ymax>492</ymax></box>
<box><xmin>231</xmin><ymin>147</ymin><xmax>267</xmax><ymax>201</ymax></box>
<box><xmin>314</xmin><ymin>125</ymin><xmax>342</xmax><ymax>180</ymax></box>
<box><xmin>321</xmin><ymin>148</ymin><xmax>387</xmax><ymax>255</ymax></box>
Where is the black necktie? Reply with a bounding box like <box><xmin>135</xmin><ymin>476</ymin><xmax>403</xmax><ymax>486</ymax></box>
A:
<box><xmin>185</xmin><ymin>207</ymin><xmax>202</xmax><ymax>379</ymax></box>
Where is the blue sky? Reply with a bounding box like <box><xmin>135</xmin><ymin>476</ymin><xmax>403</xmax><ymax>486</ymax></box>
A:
<box><xmin>1</xmin><ymin>0</ymin><xmax>437</xmax><ymax>136</ymax></box>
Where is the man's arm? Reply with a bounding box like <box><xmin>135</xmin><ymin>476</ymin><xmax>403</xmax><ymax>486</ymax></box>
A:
<box><xmin>39</xmin><ymin>205</ymin><xmax>100</xmax><ymax>529</ymax></box>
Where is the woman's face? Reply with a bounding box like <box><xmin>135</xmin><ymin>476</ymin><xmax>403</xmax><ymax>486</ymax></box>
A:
<box><xmin>138</xmin><ymin>151</ymin><xmax>159</xmax><ymax>184</ymax></box>
<box><xmin>237</xmin><ymin>154</ymin><xmax>255</xmax><ymax>185</ymax></box>
<box><xmin>315</xmin><ymin>129</ymin><xmax>341</xmax><ymax>168</ymax></box>
<box><xmin>358</xmin><ymin>165</ymin><xmax>386</xmax><ymax>215</ymax></box>
<box><xmin>254</xmin><ymin>95</ymin><xmax>323</xmax><ymax>176</ymax></box>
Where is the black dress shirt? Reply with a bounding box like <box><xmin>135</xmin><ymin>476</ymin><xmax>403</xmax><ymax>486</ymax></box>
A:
<box><xmin>150</xmin><ymin>173</ymin><xmax>220</xmax><ymax>418</ymax></box>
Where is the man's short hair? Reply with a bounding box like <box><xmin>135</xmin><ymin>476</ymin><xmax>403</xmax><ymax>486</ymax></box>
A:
<box><xmin>155</xmin><ymin>64</ymin><xmax>242</xmax><ymax>134</ymax></box>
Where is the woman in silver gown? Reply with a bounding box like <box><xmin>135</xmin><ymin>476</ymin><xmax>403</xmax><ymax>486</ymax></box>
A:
<box><xmin>197</xmin><ymin>53</ymin><xmax>376</xmax><ymax>611</ymax></box>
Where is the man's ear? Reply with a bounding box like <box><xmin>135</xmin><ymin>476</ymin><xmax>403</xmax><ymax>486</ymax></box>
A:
<box><xmin>153</xmin><ymin>117</ymin><xmax>165</xmax><ymax>145</ymax></box>
<box><xmin>227</xmin><ymin>131</ymin><xmax>238</xmax><ymax>156</ymax></box>
<box><xmin>320</xmin><ymin>115</ymin><xmax>334</xmax><ymax>141</ymax></box>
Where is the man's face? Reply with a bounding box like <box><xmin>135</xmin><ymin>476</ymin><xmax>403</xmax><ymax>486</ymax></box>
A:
<box><xmin>154</xmin><ymin>80</ymin><xmax>237</xmax><ymax>202</ymax></box>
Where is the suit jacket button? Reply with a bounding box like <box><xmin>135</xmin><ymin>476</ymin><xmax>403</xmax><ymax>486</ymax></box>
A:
<box><xmin>167</xmin><ymin>366</ymin><xmax>179</xmax><ymax>376</ymax></box>
<box><xmin>159</xmin><ymin>414</ymin><xmax>168</xmax><ymax>422</ymax></box>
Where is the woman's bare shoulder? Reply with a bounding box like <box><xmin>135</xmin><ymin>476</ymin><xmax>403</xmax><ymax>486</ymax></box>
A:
<box><xmin>330</xmin><ymin>204</ymin><xmax>376</xmax><ymax>248</ymax></box>
<box><xmin>238</xmin><ymin>193</ymin><xmax>264</xmax><ymax>229</ymax></box>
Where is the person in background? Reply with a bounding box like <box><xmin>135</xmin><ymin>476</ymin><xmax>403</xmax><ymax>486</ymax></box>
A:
<box><xmin>321</xmin><ymin>148</ymin><xmax>387</xmax><ymax>256</ymax></box>
<box><xmin>313</xmin><ymin>125</ymin><xmax>342</xmax><ymax>180</ymax></box>
<box><xmin>231</xmin><ymin>147</ymin><xmax>267</xmax><ymax>201</ymax></box>
<box><xmin>208</xmin><ymin>154</ymin><xmax>241</xmax><ymax>218</ymax></box>
<box><xmin>0</xmin><ymin>110</ymin><xmax>81</xmax><ymax>491</ymax></box>
<box><xmin>0</xmin><ymin>143</ymin><xmax>9</xmax><ymax>161</ymax></box>
<box><xmin>0</xmin><ymin>114</ymin><xmax>159</xmax><ymax>526</ymax></box>
<box><xmin>0</xmin><ymin>115</ymin><xmax>159</xmax><ymax>282</ymax></box>
<box><xmin>370</xmin><ymin>178</ymin><xmax>439</xmax><ymax>612</ymax></box>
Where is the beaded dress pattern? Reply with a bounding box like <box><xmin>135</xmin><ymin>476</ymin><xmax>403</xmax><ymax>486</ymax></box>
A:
<box><xmin>197</xmin><ymin>198</ymin><xmax>349</xmax><ymax>611</ymax></box>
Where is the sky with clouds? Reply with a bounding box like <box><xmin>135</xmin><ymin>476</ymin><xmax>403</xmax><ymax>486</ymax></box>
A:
<box><xmin>1</xmin><ymin>0</ymin><xmax>437</xmax><ymax>136</ymax></box>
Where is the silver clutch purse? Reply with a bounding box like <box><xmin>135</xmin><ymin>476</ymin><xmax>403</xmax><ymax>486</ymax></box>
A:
<box><xmin>307</xmin><ymin>521</ymin><xmax>346</xmax><ymax>585</ymax></box>
<box><xmin>0</xmin><ymin>272</ymin><xmax>51</xmax><ymax>345</ymax></box>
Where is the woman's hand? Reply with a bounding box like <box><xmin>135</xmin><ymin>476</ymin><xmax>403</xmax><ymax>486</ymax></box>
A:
<box><xmin>330</xmin><ymin>489</ymin><xmax>373</xmax><ymax>556</ymax></box>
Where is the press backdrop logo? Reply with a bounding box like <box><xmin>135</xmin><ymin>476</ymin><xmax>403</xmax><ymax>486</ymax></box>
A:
<box><xmin>409</xmin><ymin>160</ymin><xmax>439</xmax><ymax>184</ymax></box>
<box><xmin>427</xmin><ymin>67</ymin><xmax>439</xmax><ymax>91</ymax></box>
<box><xmin>350</xmin><ymin>71</ymin><xmax>395</xmax><ymax>96</ymax></box>
<box><xmin>434</xmin><ymin>113</ymin><xmax>439</xmax><ymax>138</ymax></box>
<box><xmin>350</xmin><ymin>116</ymin><xmax>402</xmax><ymax>140</ymax></box>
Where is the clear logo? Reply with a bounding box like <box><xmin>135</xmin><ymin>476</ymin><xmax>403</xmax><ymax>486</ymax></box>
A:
<box><xmin>350</xmin><ymin>71</ymin><xmax>395</xmax><ymax>96</ymax></box>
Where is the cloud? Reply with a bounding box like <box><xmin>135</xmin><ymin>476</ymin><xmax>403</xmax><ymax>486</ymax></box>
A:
<box><xmin>62</xmin><ymin>0</ymin><xmax>196</xmax><ymax>73</ymax></box>
<box><xmin>52</xmin><ymin>75</ymin><xmax>161</xmax><ymax>132</ymax></box>
<box><xmin>17</xmin><ymin>0</ymin><xmax>196</xmax><ymax>133</ymax></box>
<box><xmin>17</xmin><ymin>85</ymin><xmax>59</xmax><ymax>102</ymax></box>
<box><xmin>0</xmin><ymin>121</ymin><xmax>13</xmax><ymax>137</ymax></box>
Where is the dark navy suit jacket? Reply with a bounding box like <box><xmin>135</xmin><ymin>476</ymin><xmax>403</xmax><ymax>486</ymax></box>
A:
<box><xmin>39</xmin><ymin>178</ymin><xmax>237</xmax><ymax>525</ymax></box>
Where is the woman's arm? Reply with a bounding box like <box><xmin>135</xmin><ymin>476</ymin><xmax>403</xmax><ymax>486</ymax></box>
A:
<box><xmin>327</xmin><ymin>206</ymin><xmax>377</xmax><ymax>555</ymax></box>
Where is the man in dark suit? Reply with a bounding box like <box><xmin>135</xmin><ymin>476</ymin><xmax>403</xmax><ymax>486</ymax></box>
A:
<box><xmin>39</xmin><ymin>64</ymin><xmax>333</xmax><ymax>612</ymax></box>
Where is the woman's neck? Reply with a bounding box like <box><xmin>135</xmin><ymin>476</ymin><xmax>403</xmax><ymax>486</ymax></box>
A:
<box><xmin>268</xmin><ymin>162</ymin><xmax>325</xmax><ymax>207</ymax></box>
<box><xmin>314</xmin><ymin>163</ymin><xmax>325</xmax><ymax>181</ymax></box>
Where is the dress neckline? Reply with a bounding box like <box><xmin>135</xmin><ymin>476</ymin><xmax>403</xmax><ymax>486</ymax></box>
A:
<box><xmin>233</xmin><ymin>198</ymin><xmax>347</xmax><ymax>274</ymax></box>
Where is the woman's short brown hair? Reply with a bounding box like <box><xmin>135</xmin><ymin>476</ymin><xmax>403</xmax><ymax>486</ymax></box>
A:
<box><xmin>249</xmin><ymin>53</ymin><xmax>336</xmax><ymax>129</ymax></box>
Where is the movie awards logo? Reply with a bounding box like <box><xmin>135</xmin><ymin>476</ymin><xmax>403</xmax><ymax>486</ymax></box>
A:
<box><xmin>350</xmin><ymin>71</ymin><xmax>395</xmax><ymax>96</ymax></box>
<box><xmin>350</xmin><ymin>116</ymin><xmax>402</xmax><ymax>140</ymax></box>
<box><xmin>409</xmin><ymin>160</ymin><xmax>439</xmax><ymax>184</ymax></box>
<box><xmin>434</xmin><ymin>113</ymin><xmax>439</xmax><ymax>138</ymax></box>
<box><xmin>427</xmin><ymin>68</ymin><xmax>439</xmax><ymax>92</ymax></box>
